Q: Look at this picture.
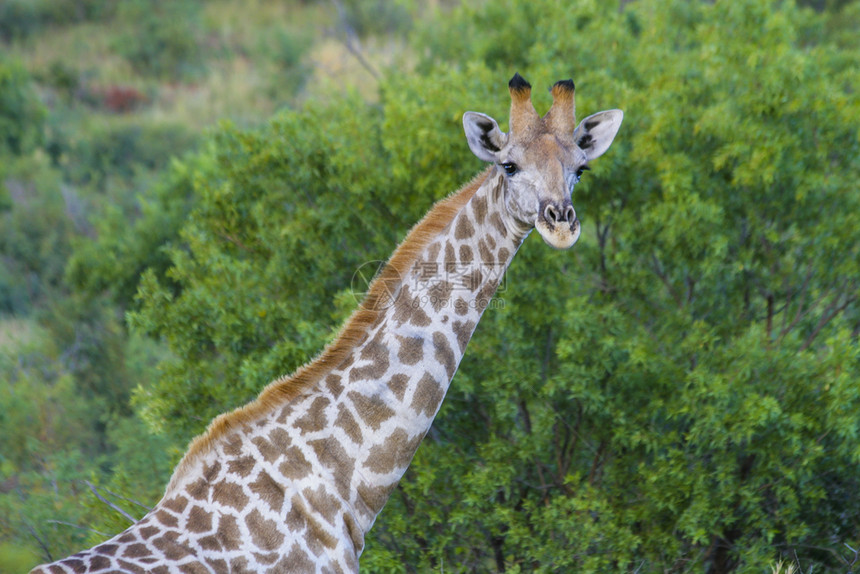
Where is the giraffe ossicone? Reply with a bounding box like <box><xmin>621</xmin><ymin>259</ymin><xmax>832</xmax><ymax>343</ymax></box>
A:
<box><xmin>32</xmin><ymin>74</ymin><xmax>622</xmax><ymax>574</ymax></box>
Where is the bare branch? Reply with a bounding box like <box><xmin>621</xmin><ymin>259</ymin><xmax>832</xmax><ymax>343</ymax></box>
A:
<box><xmin>46</xmin><ymin>520</ymin><xmax>109</xmax><ymax>537</ymax></box>
<box><xmin>24</xmin><ymin>520</ymin><xmax>53</xmax><ymax>564</ymax></box>
<box><xmin>86</xmin><ymin>481</ymin><xmax>138</xmax><ymax>524</ymax></box>
<box><xmin>330</xmin><ymin>0</ymin><xmax>381</xmax><ymax>81</ymax></box>
<box><xmin>650</xmin><ymin>253</ymin><xmax>683</xmax><ymax>307</ymax></box>
<box><xmin>800</xmin><ymin>290</ymin><xmax>857</xmax><ymax>351</ymax></box>
<box><xmin>98</xmin><ymin>486</ymin><xmax>153</xmax><ymax>513</ymax></box>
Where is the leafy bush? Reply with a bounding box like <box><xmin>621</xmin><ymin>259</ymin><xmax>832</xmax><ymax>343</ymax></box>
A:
<box><xmin>111</xmin><ymin>0</ymin><xmax>203</xmax><ymax>80</ymax></box>
<box><xmin>57</xmin><ymin>118</ymin><xmax>196</xmax><ymax>189</ymax></box>
<box><xmin>0</xmin><ymin>55</ymin><xmax>45</xmax><ymax>158</ymax></box>
<box><xmin>0</xmin><ymin>0</ymin><xmax>115</xmax><ymax>42</ymax></box>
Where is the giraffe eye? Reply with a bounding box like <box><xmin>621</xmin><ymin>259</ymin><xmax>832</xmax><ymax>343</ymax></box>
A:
<box><xmin>576</xmin><ymin>165</ymin><xmax>591</xmax><ymax>178</ymax></box>
<box><xmin>501</xmin><ymin>162</ymin><xmax>518</xmax><ymax>176</ymax></box>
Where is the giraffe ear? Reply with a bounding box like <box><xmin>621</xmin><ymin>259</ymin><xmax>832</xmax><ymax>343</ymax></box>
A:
<box><xmin>463</xmin><ymin>112</ymin><xmax>507</xmax><ymax>163</ymax></box>
<box><xmin>573</xmin><ymin>109</ymin><xmax>623</xmax><ymax>161</ymax></box>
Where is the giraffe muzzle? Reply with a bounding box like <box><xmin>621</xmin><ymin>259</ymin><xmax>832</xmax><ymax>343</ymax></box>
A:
<box><xmin>535</xmin><ymin>199</ymin><xmax>581</xmax><ymax>249</ymax></box>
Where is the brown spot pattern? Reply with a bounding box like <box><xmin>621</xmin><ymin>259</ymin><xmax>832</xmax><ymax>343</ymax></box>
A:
<box><xmin>459</xmin><ymin>244</ymin><xmax>474</xmax><ymax>264</ymax></box>
<box><xmin>295</xmin><ymin>395</ymin><xmax>331</xmax><ymax>433</ymax></box>
<box><xmin>325</xmin><ymin>374</ymin><xmax>344</xmax><ymax>398</ymax></box>
<box><xmin>306</xmin><ymin>513</ymin><xmax>338</xmax><ymax>555</ymax></box>
<box><xmin>303</xmin><ymin>484</ymin><xmax>340</xmax><ymax>525</ymax></box>
<box><xmin>223</xmin><ymin>434</ymin><xmax>243</xmax><ymax>456</ymax></box>
<box><xmin>202</xmin><ymin>460</ymin><xmax>221</xmax><ymax>483</ymax></box>
<box><xmin>286</xmin><ymin>494</ymin><xmax>308</xmax><ymax>532</ymax></box>
<box><xmin>199</xmin><ymin>535</ymin><xmax>222</xmax><ymax>551</ymax></box>
<box><xmin>334</xmin><ymin>405</ymin><xmax>363</xmax><ymax>443</ymax></box>
<box><xmin>251</xmin><ymin>435</ymin><xmax>281</xmax><ymax>463</ymax></box>
<box><xmin>433</xmin><ymin>331</ymin><xmax>457</xmax><ymax>378</ymax></box>
<box><xmin>428</xmin><ymin>280</ymin><xmax>453</xmax><ymax>312</ymax></box>
<box><xmin>347</xmin><ymin>391</ymin><xmax>395</xmax><ymax>431</ymax></box>
<box><xmin>249</xmin><ymin>471</ymin><xmax>286</xmax><ymax>513</ymax></box>
<box><xmin>276</xmin><ymin>544</ymin><xmax>315</xmax><ymax>572</ymax></box>
<box><xmin>253</xmin><ymin>551</ymin><xmax>280</xmax><ymax>565</ymax></box>
<box><xmin>445</xmin><ymin>242</ymin><xmax>456</xmax><ymax>265</ymax></box>
<box><xmin>116</xmin><ymin>559</ymin><xmax>147</xmax><ymax>574</ymax></box>
<box><xmin>478</xmin><ymin>238</ymin><xmax>493</xmax><ymax>264</ymax></box>
<box><xmin>246</xmin><ymin>509</ymin><xmax>284</xmax><ymax>552</ymax></box>
<box><xmin>472</xmin><ymin>194</ymin><xmax>488</xmax><ymax>225</ymax></box>
<box><xmin>186</xmin><ymin>505</ymin><xmax>213</xmax><ymax>533</ymax></box>
<box><xmin>152</xmin><ymin>532</ymin><xmax>194</xmax><ymax>561</ymax></box>
<box><xmin>139</xmin><ymin>525</ymin><xmax>159</xmax><ymax>540</ymax></box>
<box><xmin>454</xmin><ymin>213</ymin><xmax>475</xmax><ymax>239</ymax></box>
<box><xmin>453</xmin><ymin>320</ymin><xmax>476</xmax><ymax>353</ymax></box>
<box><xmin>278</xmin><ymin>445</ymin><xmax>313</xmax><ymax>480</ymax></box>
<box><xmin>411</xmin><ymin>372</ymin><xmax>446</xmax><ymax>418</ymax></box>
<box><xmin>349</xmin><ymin>338</ymin><xmax>389</xmax><ymax>382</ymax></box>
<box><xmin>178</xmin><ymin>562</ymin><xmax>210</xmax><ymax>574</ymax></box>
<box><xmin>123</xmin><ymin>544</ymin><xmax>148</xmax><ymax>558</ymax></box>
<box><xmin>212</xmin><ymin>479</ymin><xmax>249</xmax><ymax>510</ymax></box>
<box><xmin>155</xmin><ymin>509</ymin><xmax>178</xmax><ymax>528</ymax></box>
<box><xmin>396</xmin><ymin>335</ymin><xmax>424</xmax><ymax>365</ymax></box>
<box><xmin>490</xmin><ymin>212</ymin><xmax>507</xmax><ymax>237</ymax></box>
<box><xmin>162</xmin><ymin>495</ymin><xmax>189</xmax><ymax>514</ymax></box>
<box><xmin>466</xmin><ymin>267</ymin><xmax>483</xmax><ymax>291</ymax></box>
<box><xmin>365</xmin><ymin>429</ymin><xmax>423</xmax><ymax>475</ymax></box>
<box><xmin>227</xmin><ymin>455</ymin><xmax>256</xmax><ymax>477</ymax></box>
<box><xmin>388</xmin><ymin>373</ymin><xmax>409</xmax><ymax>401</ymax></box>
<box><xmin>308</xmin><ymin>438</ymin><xmax>355</xmax><ymax>500</ymax></box>
<box><xmin>230</xmin><ymin>557</ymin><xmax>254</xmax><ymax>574</ymax></box>
<box><xmin>96</xmin><ymin>544</ymin><xmax>118</xmax><ymax>556</ymax></box>
<box><xmin>356</xmin><ymin>481</ymin><xmax>398</xmax><ymax>518</ymax></box>
<box><xmin>185</xmin><ymin>478</ymin><xmax>208</xmax><ymax>502</ymax></box>
<box><xmin>426</xmin><ymin>241</ymin><xmax>441</xmax><ymax>263</ymax></box>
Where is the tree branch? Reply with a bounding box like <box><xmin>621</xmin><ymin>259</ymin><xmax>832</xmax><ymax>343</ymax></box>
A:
<box><xmin>799</xmin><ymin>290</ymin><xmax>857</xmax><ymax>352</ymax></box>
<box><xmin>86</xmin><ymin>481</ymin><xmax>138</xmax><ymax>524</ymax></box>
<box><xmin>46</xmin><ymin>520</ymin><xmax>109</xmax><ymax>537</ymax></box>
<box><xmin>24</xmin><ymin>520</ymin><xmax>53</xmax><ymax>564</ymax></box>
<box><xmin>330</xmin><ymin>0</ymin><xmax>381</xmax><ymax>81</ymax></box>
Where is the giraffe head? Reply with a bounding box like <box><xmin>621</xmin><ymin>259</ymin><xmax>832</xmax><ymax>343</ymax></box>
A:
<box><xmin>463</xmin><ymin>73</ymin><xmax>623</xmax><ymax>249</ymax></box>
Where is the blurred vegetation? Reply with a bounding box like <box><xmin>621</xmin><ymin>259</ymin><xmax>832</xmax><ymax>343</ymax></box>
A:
<box><xmin>2</xmin><ymin>0</ymin><xmax>860</xmax><ymax>572</ymax></box>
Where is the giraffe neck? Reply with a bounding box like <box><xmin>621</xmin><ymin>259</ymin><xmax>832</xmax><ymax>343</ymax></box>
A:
<box><xmin>30</xmin><ymin>170</ymin><xmax>528</xmax><ymax>574</ymax></box>
<box><xmin>240</xmin><ymin>168</ymin><xmax>526</xmax><ymax>554</ymax></box>
<box><xmin>335</xmin><ymin>168</ymin><xmax>524</xmax><ymax>524</ymax></box>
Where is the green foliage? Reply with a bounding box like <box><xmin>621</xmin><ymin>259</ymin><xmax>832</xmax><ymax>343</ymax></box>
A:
<box><xmin>54</xmin><ymin>117</ymin><xmax>198</xmax><ymax>190</ymax></box>
<box><xmin>111</xmin><ymin>0</ymin><xmax>204</xmax><ymax>80</ymax></box>
<box><xmin>66</xmin><ymin>151</ymin><xmax>206</xmax><ymax>307</ymax></box>
<box><xmin>0</xmin><ymin>0</ymin><xmax>115</xmax><ymax>42</ymax></box>
<box><xmin>0</xmin><ymin>156</ymin><xmax>75</xmax><ymax>315</ymax></box>
<box><xmin>337</xmin><ymin>0</ymin><xmax>415</xmax><ymax>37</ymax></box>
<box><xmin>0</xmin><ymin>55</ymin><xmax>45</xmax><ymax>158</ymax></box>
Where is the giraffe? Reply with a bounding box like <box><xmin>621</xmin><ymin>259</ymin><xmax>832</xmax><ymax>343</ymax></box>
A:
<box><xmin>31</xmin><ymin>74</ymin><xmax>622</xmax><ymax>574</ymax></box>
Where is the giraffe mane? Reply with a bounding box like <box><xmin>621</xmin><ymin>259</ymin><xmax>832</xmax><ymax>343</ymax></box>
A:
<box><xmin>164</xmin><ymin>167</ymin><xmax>494</xmax><ymax>494</ymax></box>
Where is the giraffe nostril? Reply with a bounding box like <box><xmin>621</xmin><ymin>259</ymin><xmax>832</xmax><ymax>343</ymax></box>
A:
<box><xmin>543</xmin><ymin>203</ymin><xmax>575</xmax><ymax>225</ymax></box>
<box><xmin>563</xmin><ymin>205</ymin><xmax>575</xmax><ymax>223</ymax></box>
